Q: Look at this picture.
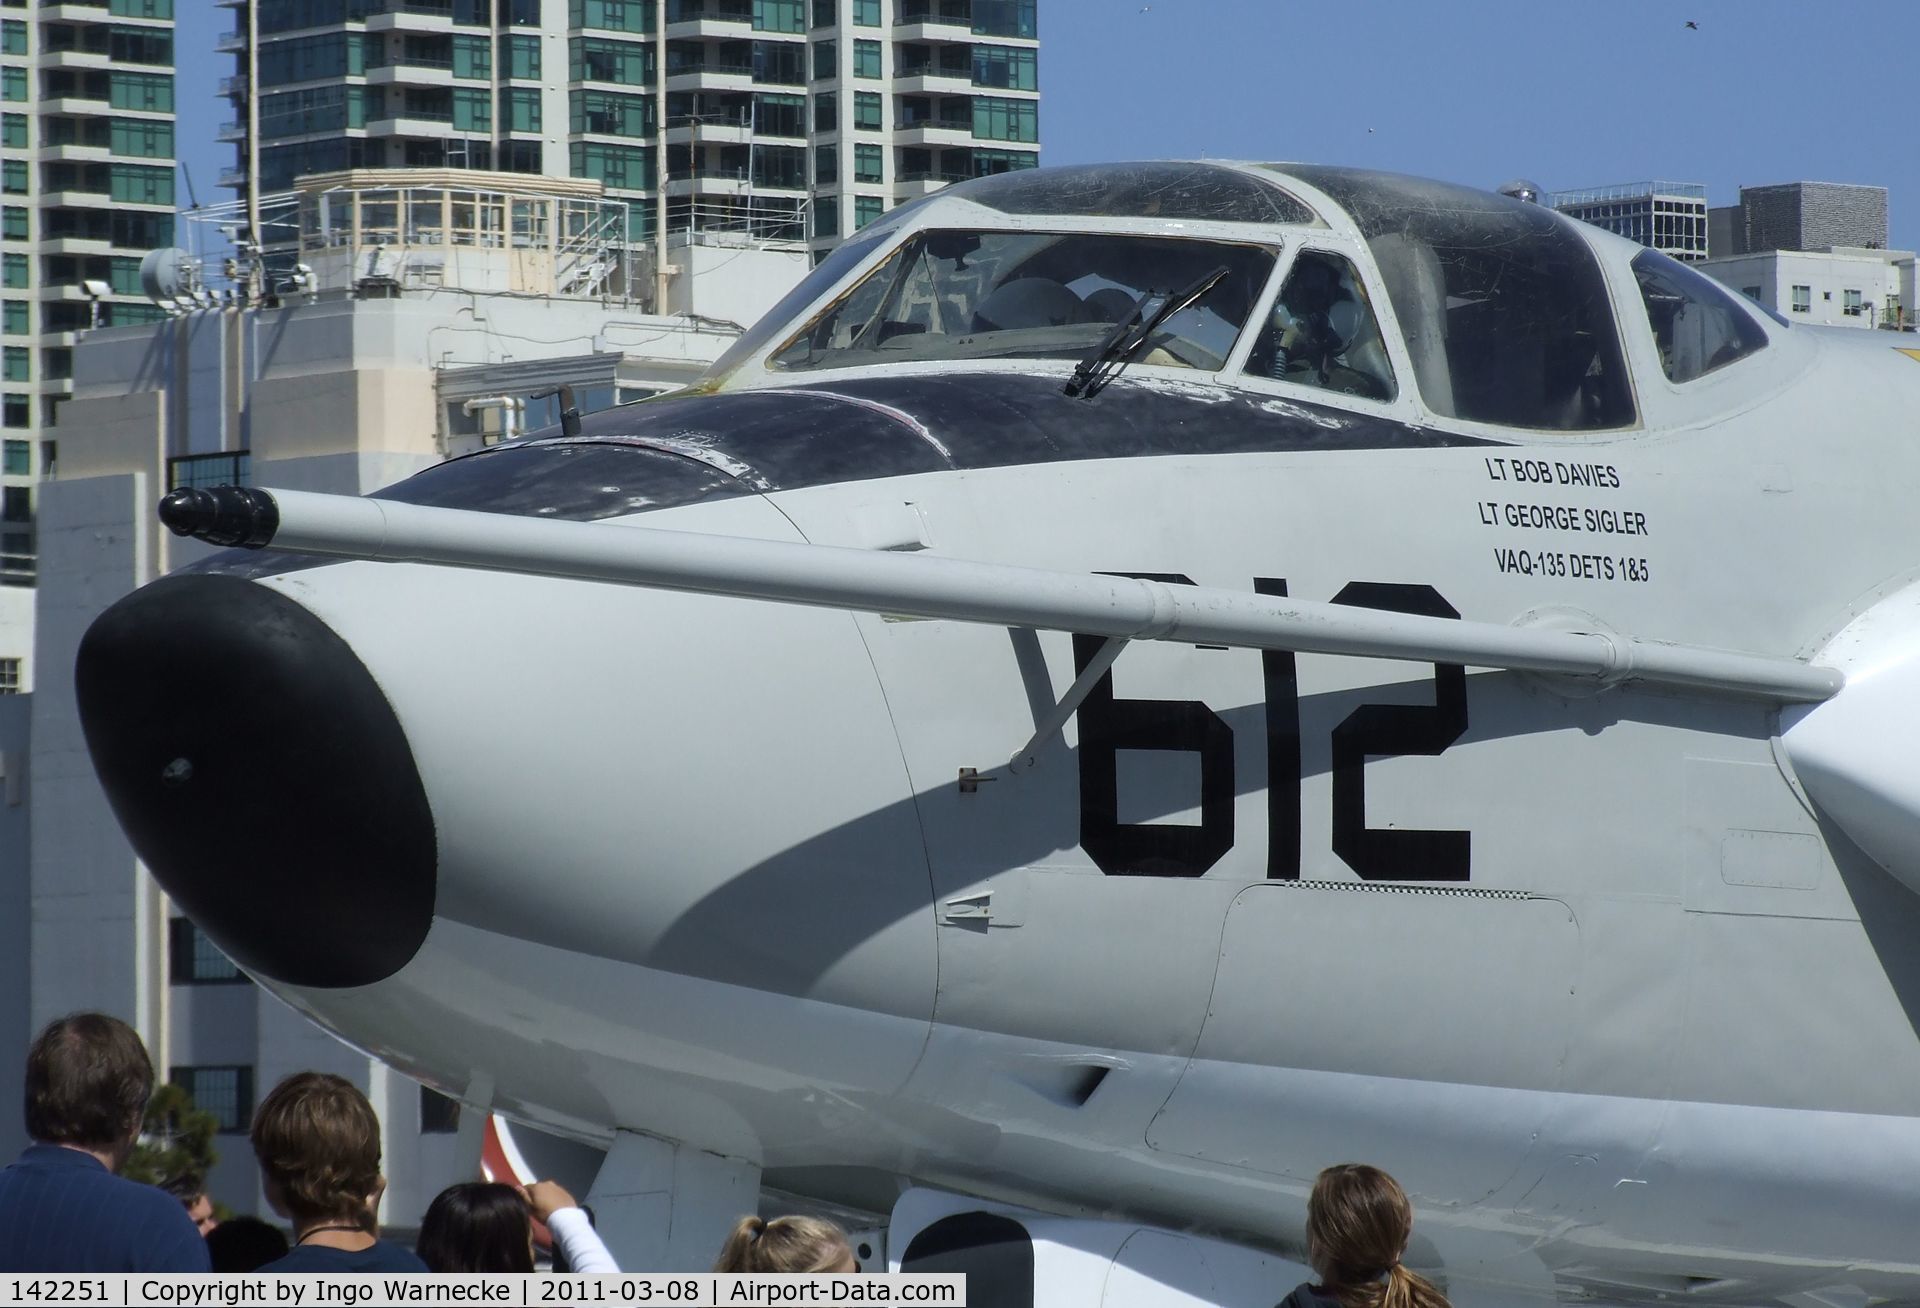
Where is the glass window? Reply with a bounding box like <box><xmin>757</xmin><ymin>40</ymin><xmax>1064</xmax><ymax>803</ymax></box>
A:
<box><xmin>1282</xmin><ymin>166</ymin><xmax>1635</xmax><ymax>431</ymax></box>
<box><xmin>509</xmin><ymin>33</ymin><xmax>540</xmax><ymax>78</ymax></box>
<box><xmin>1</xmin><ymin>484</ymin><xmax>27</xmax><ymax>518</ymax></box>
<box><xmin>811</xmin><ymin>0</ymin><xmax>834</xmax><ymax>26</ymax></box>
<box><xmin>853</xmin><ymin>90</ymin><xmax>880</xmax><ymax>128</ymax></box>
<box><xmin>1</xmin><ymin>207</ymin><xmax>21</xmax><ymax>240</ymax></box>
<box><xmin>110</xmin><ymin>119</ymin><xmax>173</xmax><ymax>158</ymax></box>
<box><xmin>812</xmin><ymin>195</ymin><xmax>838</xmax><ymax>238</ymax></box>
<box><xmin>1</xmin><ymin>162</ymin><xmax>22</xmax><ymax>195</ymax></box>
<box><xmin>571</xmin><ymin>35</ymin><xmax>650</xmax><ymax>83</ymax></box>
<box><xmin>108</xmin><ymin>71</ymin><xmax>171</xmax><ymax>112</ymax></box>
<box><xmin>169</xmin><ymin>1066</ymin><xmax>255</xmax><ymax>1134</ymax></box>
<box><xmin>1843</xmin><ymin>288</ymin><xmax>1864</xmax><ymax>317</ymax></box>
<box><xmin>1791</xmin><ymin>283</ymin><xmax>1810</xmax><ymax>313</ymax></box>
<box><xmin>813</xmin><ymin>90</ymin><xmax>836</xmax><ymax>130</ymax></box>
<box><xmin>755</xmin><ymin>91</ymin><xmax>805</xmax><ymax>137</ymax></box>
<box><xmin>812</xmin><ymin>39</ymin><xmax>835</xmax><ymax>78</ymax></box>
<box><xmin>0</xmin><ymin>113</ymin><xmax>18</xmax><ymax>148</ymax></box>
<box><xmin>0</xmin><ymin>21</ymin><xmax>21</xmax><ymax>55</ymax></box>
<box><xmin>971</xmin><ymin>0</ymin><xmax>1034</xmax><ymax>37</ymax></box>
<box><xmin>2</xmin><ymin>254</ymin><xmax>23</xmax><ymax>289</ymax></box>
<box><xmin>508</xmin><ymin>87</ymin><xmax>540</xmax><ymax>131</ymax></box>
<box><xmin>1632</xmin><ymin>249</ymin><xmax>1768</xmax><ymax>384</ymax></box>
<box><xmin>972</xmin><ymin>45</ymin><xmax>1035</xmax><ymax>90</ymax></box>
<box><xmin>853</xmin><ymin>194</ymin><xmax>882</xmax><ymax>229</ymax></box>
<box><xmin>572</xmin><ymin>90</ymin><xmax>651</xmax><ymax>136</ymax></box>
<box><xmin>570</xmin><ymin>141</ymin><xmax>652</xmax><ymax>190</ymax></box>
<box><xmin>2</xmin><ymin>393</ymin><xmax>25</xmax><ymax>427</ymax></box>
<box><xmin>1244</xmin><ymin>250</ymin><xmax>1396</xmax><ymax>402</ymax></box>
<box><xmin>453</xmin><ymin>87</ymin><xmax>491</xmax><ymax>132</ymax></box>
<box><xmin>973</xmin><ymin>95</ymin><xmax>1035</xmax><ymax>142</ymax></box>
<box><xmin>1</xmin><ymin>437</ymin><xmax>24</xmax><ymax>473</ymax></box>
<box><xmin>754</xmin><ymin>0</ymin><xmax>805</xmax><ymax>32</ymax></box>
<box><xmin>0</xmin><ymin>657</ymin><xmax>17</xmax><ymax>691</ymax></box>
<box><xmin>572</xmin><ymin>0</ymin><xmax>651</xmax><ymax>32</ymax></box>
<box><xmin>852</xmin><ymin>38</ymin><xmax>880</xmax><ymax>77</ymax></box>
<box><xmin>110</xmin><ymin>164</ymin><xmax>172</xmax><ymax>206</ymax></box>
<box><xmin>853</xmin><ymin>140</ymin><xmax>881</xmax><ymax>183</ymax></box>
<box><xmin>168</xmin><ymin>917</ymin><xmax>246</xmax><ymax>984</ymax></box>
<box><xmin>1</xmin><ymin>301</ymin><xmax>21</xmax><ymax>333</ymax></box>
<box><xmin>771</xmin><ymin>229</ymin><xmax>1276</xmax><ymax>374</ymax></box>
<box><xmin>852</xmin><ymin>0</ymin><xmax>879</xmax><ymax>23</ymax></box>
<box><xmin>453</xmin><ymin>35</ymin><xmax>491</xmax><ymax>78</ymax></box>
<box><xmin>753</xmin><ymin>144</ymin><xmax>805</xmax><ymax>190</ymax></box>
<box><xmin>0</xmin><ymin>67</ymin><xmax>21</xmax><ymax>102</ymax></box>
<box><xmin>754</xmin><ymin>40</ymin><xmax>805</xmax><ymax>84</ymax></box>
<box><xmin>814</xmin><ymin>143</ymin><xmax>836</xmax><ymax>183</ymax></box>
<box><xmin>3</xmin><ymin>346</ymin><xmax>25</xmax><ymax>382</ymax></box>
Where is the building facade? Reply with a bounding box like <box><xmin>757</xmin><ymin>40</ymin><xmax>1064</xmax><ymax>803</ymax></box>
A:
<box><xmin>1712</xmin><ymin>181</ymin><xmax>1889</xmax><ymax>258</ymax></box>
<box><xmin>0</xmin><ymin>0</ymin><xmax>176</xmax><ymax>691</ymax></box>
<box><xmin>27</xmin><ymin>167</ymin><xmax>798</xmax><ymax>1224</ymax></box>
<box><xmin>1701</xmin><ymin>245</ymin><xmax>1915</xmax><ymax>332</ymax></box>
<box><xmin>220</xmin><ymin>0</ymin><xmax>1040</xmax><ymax>271</ymax></box>
<box><xmin>1550</xmin><ymin>181</ymin><xmax>1709</xmax><ymax>262</ymax></box>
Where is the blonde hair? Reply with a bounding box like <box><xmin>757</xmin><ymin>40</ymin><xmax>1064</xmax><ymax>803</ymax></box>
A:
<box><xmin>713</xmin><ymin>1215</ymin><xmax>852</xmax><ymax>1273</ymax></box>
<box><xmin>1306</xmin><ymin>1165</ymin><xmax>1449</xmax><ymax>1308</ymax></box>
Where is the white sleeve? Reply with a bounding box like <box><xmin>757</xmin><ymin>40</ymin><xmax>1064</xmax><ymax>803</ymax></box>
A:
<box><xmin>548</xmin><ymin>1206</ymin><xmax>621</xmax><ymax>1274</ymax></box>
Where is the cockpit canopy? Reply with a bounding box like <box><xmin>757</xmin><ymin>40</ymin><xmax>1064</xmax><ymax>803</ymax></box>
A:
<box><xmin>705</xmin><ymin>161</ymin><xmax>1776</xmax><ymax>435</ymax></box>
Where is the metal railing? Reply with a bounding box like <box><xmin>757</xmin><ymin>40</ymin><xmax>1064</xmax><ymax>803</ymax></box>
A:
<box><xmin>1550</xmin><ymin>180</ymin><xmax>1708</xmax><ymax>208</ymax></box>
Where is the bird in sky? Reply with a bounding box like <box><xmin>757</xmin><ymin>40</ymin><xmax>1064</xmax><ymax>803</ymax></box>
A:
<box><xmin>1685</xmin><ymin>19</ymin><xmax>1699</xmax><ymax>28</ymax></box>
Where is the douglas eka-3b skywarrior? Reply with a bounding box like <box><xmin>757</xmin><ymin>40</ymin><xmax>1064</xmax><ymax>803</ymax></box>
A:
<box><xmin>74</xmin><ymin>163</ymin><xmax>1920</xmax><ymax>1304</ymax></box>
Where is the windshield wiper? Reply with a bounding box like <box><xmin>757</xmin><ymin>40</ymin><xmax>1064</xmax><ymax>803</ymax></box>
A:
<box><xmin>1063</xmin><ymin>264</ymin><xmax>1231</xmax><ymax>399</ymax></box>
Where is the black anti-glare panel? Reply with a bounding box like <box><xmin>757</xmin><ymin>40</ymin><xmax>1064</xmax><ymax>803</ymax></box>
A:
<box><xmin>953</xmin><ymin>162</ymin><xmax>1316</xmax><ymax>226</ymax></box>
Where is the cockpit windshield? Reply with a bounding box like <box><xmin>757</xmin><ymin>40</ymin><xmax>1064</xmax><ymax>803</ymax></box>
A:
<box><xmin>768</xmin><ymin>231</ymin><xmax>1276</xmax><ymax>374</ymax></box>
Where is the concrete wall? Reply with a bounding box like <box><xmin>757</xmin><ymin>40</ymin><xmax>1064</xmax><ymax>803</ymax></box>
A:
<box><xmin>1702</xmin><ymin>248</ymin><xmax>1913</xmax><ymax>329</ymax></box>
<box><xmin>0</xmin><ymin>692</ymin><xmax>29</xmax><ymax>1161</ymax></box>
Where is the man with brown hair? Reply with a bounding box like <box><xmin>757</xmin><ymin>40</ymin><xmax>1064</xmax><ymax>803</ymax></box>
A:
<box><xmin>250</xmin><ymin>1071</ymin><xmax>426</xmax><ymax>1271</ymax></box>
<box><xmin>0</xmin><ymin>1013</ymin><xmax>210</xmax><ymax>1271</ymax></box>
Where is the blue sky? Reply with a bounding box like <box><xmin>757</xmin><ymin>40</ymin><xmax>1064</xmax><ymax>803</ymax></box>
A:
<box><xmin>177</xmin><ymin>0</ymin><xmax>1919</xmax><ymax>251</ymax></box>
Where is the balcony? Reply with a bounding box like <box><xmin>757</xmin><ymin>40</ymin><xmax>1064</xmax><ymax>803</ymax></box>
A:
<box><xmin>664</xmin><ymin>62</ymin><xmax>755</xmax><ymax>92</ymax></box>
<box><xmin>38</xmin><ymin>142</ymin><xmax>113</xmax><ymax>163</ymax></box>
<box><xmin>219</xmin><ymin>74</ymin><xmax>248</xmax><ymax>97</ymax></box>
<box><xmin>40</xmin><ymin>48</ymin><xmax>112</xmax><ymax>71</ymax></box>
<box><xmin>895</xmin><ymin>116</ymin><xmax>972</xmax><ymax>145</ymax></box>
<box><xmin>217</xmin><ymin>120</ymin><xmax>247</xmax><ymax>143</ymax></box>
<box><xmin>366</xmin><ymin>57</ymin><xmax>456</xmax><ymax>86</ymax></box>
<box><xmin>39</xmin><ymin>235</ymin><xmax>116</xmax><ymax>255</ymax></box>
<box><xmin>666</xmin><ymin>169</ymin><xmax>749</xmax><ymax>198</ymax></box>
<box><xmin>214</xmin><ymin>29</ymin><xmax>247</xmax><ymax>54</ymax></box>
<box><xmin>664</xmin><ymin>112</ymin><xmax>751</xmax><ymax>146</ymax></box>
<box><xmin>664</xmin><ymin>0</ymin><xmax>752</xmax><ymax>32</ymax></box>
<box><xmin>894</xmin><ymin>169</ymin><xmax>967</xmax><ymax>198</ymax></box>
<box><xmin>894</xmin><ymin>67</ymin><xmax>972</xmax><ymax>95</ymax></box>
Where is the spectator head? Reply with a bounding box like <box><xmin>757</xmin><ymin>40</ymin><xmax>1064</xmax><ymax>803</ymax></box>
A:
<box><xmin>416</xmin><ymin>1182</ymin><xmax>536</xmax><ymax>1273</ymax></box>
<box><xmin>204</xmin><ymin>1216</ymin><xmax>290</xmax><ymax>1273</ymax></box>
<box><xmin>161</xmin><ymin>1171</ymin><xmax>217</xmax><ymax>1235</ymax></box>
<box><xmin>249</xmin><ymin>1072</ymin><xmax>385</xmax><ymax>1232</ymax></box>
<box><xmin>24</xmin><ymin>1013</ymin><xmax>153</xmax><ymax>1168</ymax></box>
<box><xmin>713</xmin><ymin>1215</ymin><xmax>855</xmax><ymax>1274</ymax></box>
<box><xmin>1306</xmin><ymin>1164</ymin><xmax>1449</xmax><ymax>1308</ymax></box>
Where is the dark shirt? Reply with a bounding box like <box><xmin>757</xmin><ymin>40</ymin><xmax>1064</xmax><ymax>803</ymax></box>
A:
<box><xmin>0</xmin><ymin>1144</ymin><xmax>211</xmax><ymax>1273</ymax></box>
<box><xmin>1279</xmin><ymin>1284</ymin><xmax>1346</xmax><ymax>1308</ymax></box>
<box><xmin>262</xmin><ymin>1241</ymin><xmax>428</xmax><ymax>1272</ymax></box>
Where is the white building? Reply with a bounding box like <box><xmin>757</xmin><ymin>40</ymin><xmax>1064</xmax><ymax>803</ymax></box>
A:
<box><xmin>25</xmin><ymin>166</ymin><xmax>801</xmax><ymax>1226</ymax></box>
<box><xmin>0</xmin><ymin>0</ymin><xmax>178</xmax><ymax>696</ymax></box>
<box><xmin>220</xmin><ymin>0</ymin><xmax>1042</xmax><ymax>266</ymax></box>
<box><xmin>1702</xmin><ymin>245</ymin><xmax>1917</xmax><ymax>332</ymax></box>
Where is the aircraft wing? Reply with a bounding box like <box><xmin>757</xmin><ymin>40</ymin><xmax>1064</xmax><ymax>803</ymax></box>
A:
<box><xmin>159</xmin><ymin>485</ymin><xmax>1840</xmax><ymax>708</ymax></box>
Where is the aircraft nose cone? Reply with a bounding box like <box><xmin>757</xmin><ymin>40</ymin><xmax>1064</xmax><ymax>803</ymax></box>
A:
<box><xmin>76</xmin><ymin>573</ymin><xmax>436</xmax><ymax>988</ymax></box>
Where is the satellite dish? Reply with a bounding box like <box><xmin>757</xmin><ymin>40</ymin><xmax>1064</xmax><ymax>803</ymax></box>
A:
<box><xmin>140</xmin><ymin>247</ymin><xmax>194</xmax><ymax>302</ymax></box>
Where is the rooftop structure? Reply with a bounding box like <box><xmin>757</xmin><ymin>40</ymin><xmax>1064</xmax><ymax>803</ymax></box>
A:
<box><xmin>1551</xmin><ymin>180</ymin><xmax>1709</xmax><ymax>262</ymax></box>
<box><xmin>1711</xmin><ymin>181</ymin><xmax>1889</xmax><ymax>257</ymax></box>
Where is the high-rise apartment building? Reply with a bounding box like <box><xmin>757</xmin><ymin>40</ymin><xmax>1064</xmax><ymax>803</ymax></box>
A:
<box><xmin>219</xmin><ymin>0</ymin><xmax>1039</xmax><ymax>278</ymax></box>
<box><xmin>0</xmin><ymin>0</ymin><xmax>175</xmax><ymax>684</ymax></box>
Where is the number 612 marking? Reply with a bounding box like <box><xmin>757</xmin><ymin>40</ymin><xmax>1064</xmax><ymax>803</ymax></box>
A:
<box><xmin>1072</xmin><ymin>576</ymin><xmax>1469</xmax><ymax>882</ymax></box>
